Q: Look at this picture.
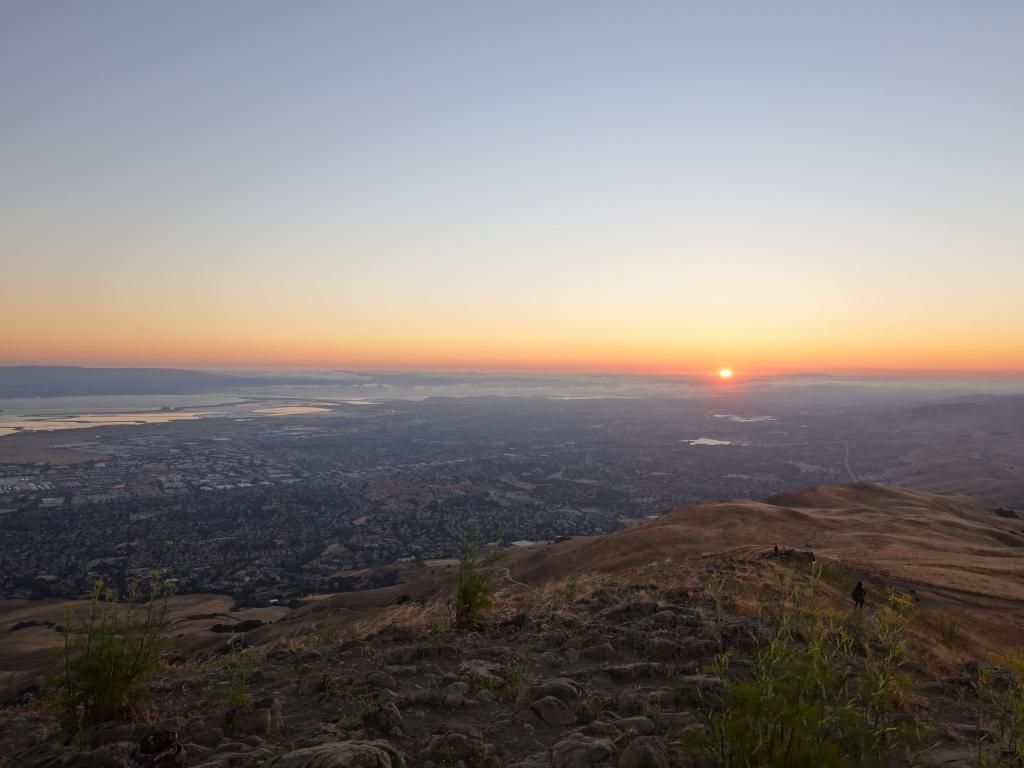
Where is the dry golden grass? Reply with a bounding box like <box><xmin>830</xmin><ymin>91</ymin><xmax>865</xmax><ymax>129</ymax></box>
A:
<box><xmin>501</xmin><ymin>484</ymin><xmax>1024</xmax><ymax>655</ymax></box>
<box><xmin>346</xmin><ymin>600</ymin><xmax>450</xmax><ymax>640</ymax></box>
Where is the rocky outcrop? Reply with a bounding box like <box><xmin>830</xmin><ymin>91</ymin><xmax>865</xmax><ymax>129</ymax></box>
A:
<box><xmin>2</xmin><ymin>573</ymin><xmax>995</xmax><ymax>768</ymax></box>
<box><xmin>267</xmin><ymin>742</ymin><xmax>405</xmax><ymax>768</ymax></box>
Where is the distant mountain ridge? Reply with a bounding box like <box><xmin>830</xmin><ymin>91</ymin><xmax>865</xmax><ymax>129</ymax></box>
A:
<box><xmin>0</xmin><ymin>366</ymin><xmax>332</xmax><ymax>398</ymax></box>
<box><xmin>0</xmin><ymin>366</ymin><xmax>628</xmax><ymax>398</ymax></box>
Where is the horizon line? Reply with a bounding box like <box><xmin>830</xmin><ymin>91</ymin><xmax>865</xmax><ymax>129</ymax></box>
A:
<box><xmin>3</xmin><ymin>362</ymin><xmax>1024</xmax><ymax>379</ymax></box>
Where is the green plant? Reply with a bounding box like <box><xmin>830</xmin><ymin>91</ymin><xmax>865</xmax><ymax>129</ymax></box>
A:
<box><xmin>317</xmin><ymin>672</ymin><xmax>341</xmax><ymax>695</ymax></box>
<box><xmin>680</xmin><ymin>564</ymin><xmax>920</xmax><ymax>767</ymax></box>
<box><xmin>498</xmin><ymin>654</ymin><xmax>529</xmax><ymax>706</ymax></box>
<box><xmin>975</xmin><ymin>649</ymin><xmax>1024</xmax><ymax>766</ymax></box>
<box><xmin>564</xmin><ymin>576</ymin><xmax>579</xmax><ymax>606</ymax></box>
<box><xmin>313</xmin><ymin>598</ymin><xmax>344</xmax><ymax>646</ymax></box>
<box><xmin>643</xmin><ymin>697</ymin><xmax>665</xmax><ymax>734</ymax></box>
<box><xmin>858</xmin><ymin>591</ymin><xmax>914</xmax><ymax>731</ymax></box>
<box><xmin>58</xmin><ymin>577</ymin><xmax>176</xmax><ymax>727</ymax></box>
<box><xmin>467</xmin><ymin>653</ymin><xmax>530</xmax><ymax>706</ymax></box>
<box><xmin>705</xmin><ymin>574</ymin><xmax>728</xmax><ymax>640</ymax></box>
<box><xmin>454</xmin><ymin>523</ymin><xmax>497</xmax><ymax>625</ymax></box>
<box><xmin>224</xmin><ymin>640</ymin><xmax>252</xmax><ymax>710</ymax></box>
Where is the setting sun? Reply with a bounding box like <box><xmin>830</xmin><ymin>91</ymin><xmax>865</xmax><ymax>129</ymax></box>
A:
<box><xmin>719</xmin><ymin>368</ymin><xmax>733</xmax><ymax>379</ymax></box>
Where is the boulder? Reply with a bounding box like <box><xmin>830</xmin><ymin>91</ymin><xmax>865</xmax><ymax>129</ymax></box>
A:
<box><xmin>382</xmin><ymin>665</ymin><xmax>418</xmax><ymax>677</ymax></box>
<box><xmin>618</xmin><ymin>737</ymin><xmax>669</xmax><ymax>768</ymax></box>
<box><xmin>61</xmin><ymin>742</ymin><xmax>136</xmax><ymax>768</ymax></box>
<box><xmin>458</xmin><ymin>659</ymin><xmax>504</xmax><ymax>686</ymax></box>
<box><xmin>605</xmin><ymin>663</ymin><xmax>668</xmax><ymax>681</ymax></box>
<box><xmin>530</xmin><ymin>695</ymin><xmax>576</xmax><ymax>725</ymax></box>
<box><xmin>421</xmin><ymin>726</ymin><xmax>495</xmax><ymax>766</ymax></box>
<box><xmin>193</xmin><ymin>751</ymin><xmax>274</xmax><ymax>768</ymax></box>
<box><xmin>508</xmin><ymin>751</ymin><xmax>549</xmax><ymax>768</ymax></box>
<box><xmin>655</xmin><ymin>711</ymin><xmax>699</xmax><ymax>731</ymax></box>
<box><xmin>614</xmin><ymin>717</ymin><xmax>655</xmax><ymax>735</ymax></box>
<box><xmin>678</xmin><ymin>638</ymin><xmax>718</xmax><ymax>660</ymax></box>
<box><xmin>530</xmin><ymin>678</ymin><xmax>579</xmax><ymax>706</ymax></box>
<box><xmin>474</xmin><ymin>644</ymin><xmax>513</xmax><ymax>662</ymax></box>
<box><xmin>416</xmin><ymin>644</ymin><xmax>460</xmax><ymax>661</ymax></box>
<box><xmin>675</xmin><ymin>674</ymin><xmax>722</xmax><ymax>702</ymax></box>
<box><xmin>189</xmin><ymin>727</ymin><xmax>225</xmax><ymax>748</ymax></box>
<box><xmin>86</xmin><ymin>723</ymin><xmax>139</xmax><ymax>748</ymax></box>
<box><xmin>363</xmin><ymin>702</ymin><xmax>404</xmax><ymax>736</ymax></box>
<box><xmin>551</xmin><ymin>734</ymin><xmax>616</xmax><ymax>768</ymax></box>
<box><xmin>226</xmin><ymin>697</ymin><xmax>283</xmax><ymax>738</ymax></box>
<box><xmin>650</xmin><ymin>611</ymin><xmax>676</xmax><ymax>628</ymax></box>
<box><xmin>596</xmin><ymin>602</ymin><xmax>658</xmax><ymax>622</ymax></box>
<box><xmin>644</xmin><ymin>639</ymin><xmax>678</xmax><ymax>661</ymax></box>
<box><xmin>382</xmin><ymin>647</ymin><xmax>417</xmax><ymax>666</ymax></box>
<box><xmin>577</xmin><ymin>719</ymin><xmax>622</xmax><ymax>739</ymax></box>
<box><xmin>182</xmin><ymin>743</ymin><xmax>214</xmax><ymax>763</ymax></box>
<box><xmin>365</xmin><ymin>671</ymin><xmax>397</xmax><ymax>690</ymax></box>
<box><xmin>615</xmin><ymin>688</ymin><xmax>674</xmax><ymax>715</ymax></box>
<box><xmin>441</xmin><ymin>680</ymin><xmax>469</xmax><ymax>707</ymax></box>
<box><xmin>582</xmin><ymin>643</ymin><xmax>614</xmax><ymax>661</ymax></box>
<box><xmin>267</xmin><ymin>741</ymin><xmax>405</xmax><ymax>768</ymax></box>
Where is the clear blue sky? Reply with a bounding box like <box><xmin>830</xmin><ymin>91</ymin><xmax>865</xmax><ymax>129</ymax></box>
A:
<box><xmin>2</xmin><ymin>2</ymin><xmax>1022</xmax><ymax>372</ymax></box>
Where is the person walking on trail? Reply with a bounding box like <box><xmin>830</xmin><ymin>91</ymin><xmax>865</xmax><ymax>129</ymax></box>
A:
<box><xmin>852</xmin><ymin>580</ymin><xmax>866</xmax><ymax>609</ymax></box>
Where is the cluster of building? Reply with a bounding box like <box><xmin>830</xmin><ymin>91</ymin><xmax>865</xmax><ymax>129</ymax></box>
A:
<box><xmin>0</xmin><ymin>397</ymin><xmax>897</xmax><ymax>604</ymax></box>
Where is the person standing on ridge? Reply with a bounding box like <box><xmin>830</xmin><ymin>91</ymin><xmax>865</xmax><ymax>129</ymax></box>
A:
<box><xmin>852</xmin><ymin>581</ymin><xmax>866</xmax><ymax>609</ymax></box>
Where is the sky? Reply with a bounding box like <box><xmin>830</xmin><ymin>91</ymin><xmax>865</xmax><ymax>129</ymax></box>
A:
<box><xmin>2</xmin><ymin>2</ymin><xmax>1022</xmax><ymax>375</ymax></box>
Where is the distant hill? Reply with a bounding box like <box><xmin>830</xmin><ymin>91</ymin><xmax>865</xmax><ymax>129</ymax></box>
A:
<box><xmin>0</xmin><ymin>366</ymin><xmax>345</xmax><ymax>398</ymax></box>
<box><xmin>885</xmin><ymin>394</ymin><xmax>1024</xmax><ymax>509</ymax></box>
<box><xmin>504</xmin><ymin>483</ymin><xmax>1024</xmax><ymax>629</ymax></box>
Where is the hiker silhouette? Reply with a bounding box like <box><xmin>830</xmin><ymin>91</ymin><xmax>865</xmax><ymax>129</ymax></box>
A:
<box><xmin>852</xmin><ymin>581</ymin><xmax>866</xmax><ymax>608</ymax></box>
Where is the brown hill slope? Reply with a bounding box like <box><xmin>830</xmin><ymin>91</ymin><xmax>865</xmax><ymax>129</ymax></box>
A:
<box><xmin>504</xmin><ymin>484</ymin><xmax>1024</xmax><ymax>634</ymax></box>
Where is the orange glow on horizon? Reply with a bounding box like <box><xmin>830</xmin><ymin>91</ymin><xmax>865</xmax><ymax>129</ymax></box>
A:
<box><xmin>3</xmin><ymin>339</ymin><xmax>1024</xmax><ymax>377</ymax></box>
<box><xmin>3</xmin><ymin>294</ymin><xmax>1024</xmax><ymax>377</ymax></box>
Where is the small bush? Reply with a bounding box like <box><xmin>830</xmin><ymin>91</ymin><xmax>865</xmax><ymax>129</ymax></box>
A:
<box><xmin>975</xmin><ymin>648</ymin><xmax>1024</xmax><ymax>765</ymax></box>
<box><xmin>498</xmin><ymin>654</ymin><xmax>529</xmax><ymax>706</ymax></box>
<box><xmin>468</xmin><ymin>653</ymin><xmax>530</xmax><ymax>706</ymax></box>
<box><xmin>58</xmin><ymin>577</ymin><xmax>175</xmax><ymax>727</ymax></box>
<box><xmin>224</xmin><ymin>640</ymin><xmax>252</xmax><ymax>710</ymax></box>
<box><xmin>563</xmin><ymin>576</ymin><xmax>579</xmax><ymax>606</ymax></box>
<box><xmin>313</xmin><ymin>598</ymin><xmax>344</xmax><ymax>647</ymax></box>
<box><xmin>680</xmin><ymin>565</ymin><xmax>920</xmax><ymax>767</ymax></box>
<box><xmin>454</xmin><ymin>524</ymin><xmax>497</xmax><ymax>625</ymax></box>
<box><xmin>316</xmin><ymin>672</ymin><xmax>341</xmax><ymax>695</ymax></box>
